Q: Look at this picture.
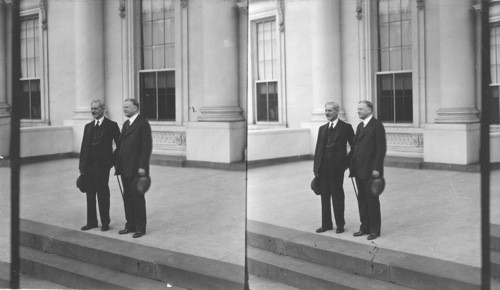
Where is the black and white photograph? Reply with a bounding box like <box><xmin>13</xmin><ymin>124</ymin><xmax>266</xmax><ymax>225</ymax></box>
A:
<box><xmin>0</xmin><ymin>0</ymin><xmax>499</xmax><ymax>289</ymax></box>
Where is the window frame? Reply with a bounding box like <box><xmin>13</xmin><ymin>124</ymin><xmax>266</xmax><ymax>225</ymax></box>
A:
<box><xmin>19</xmin><ymin>5</ymin><xmax>49</xmax><ymax>126</ymax></box>
<box><xmin>249</xmin><ymin>9</ymin><xmax>286</xmax><ymax>128</ymax></box>
<box><xmin>489</xmin><ymin>23</ymin><xmax>500</xmax><ymax>124</ymax></box>
<box><xmin>367</xmin><ymin>0</ymin><xmax>425</xmax><ymax>128</ymax></box>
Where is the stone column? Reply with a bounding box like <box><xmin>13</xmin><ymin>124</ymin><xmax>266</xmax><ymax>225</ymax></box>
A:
<box><xmin>424</xmin><ymin>0</ymin><xmax>480</xmax><ymax>165</ymax></box>
<box><xmin>0</xmin><ymin>0</ymin><xmax>11</xmax><ymax>157</ymax></box>
<box><xmin>435</xmin><ymin>0</ymin><xmax>479</xmax><ymax>123</ymax></box>
<box><xmin>64</xmin><ymin>0</ymin><xmax>104</xmax><ymax>152</ymax></box>
<box><xmin>197</xmin><ymin>0</ymin><xmax>243</xmax><ymax>122</ymax></box>
<box><xmin>310</xmin><ymin>0</ymin><xmax>343</xmax><ymax>121</ymax></box>
<box><xmin>73</xmin><ymin>0</ymin><xmax>105</xmax><ymax>119</ymax></box>
<box><xmin>186</xmin><ymin>0</ymin><xmax>246</xmax><ymax>163</ymax></box>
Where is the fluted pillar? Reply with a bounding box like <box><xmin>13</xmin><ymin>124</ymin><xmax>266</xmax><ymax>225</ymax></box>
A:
<box><xmin>0</xmin><ymin>0</ymin><xmax>10</xmax><ymax>118</ymax></box>
<box><xmin>310</xmin><ymin>0</ymin><xmax>343</xmax><ymax>121</ymax></box>
<box><xmin>73</xmin><ymin>0</ymin><xmax>104</xmax><ymax>119</ymax></box>
<box><xmin>197</xmin><ymin>0</ymin><xmax>243</xmax><ymax>122</ymax></box>
<box><xmin>435</xmin><ymin>0</ymin><xmax>479</xmax><ymax>123</ymax></box>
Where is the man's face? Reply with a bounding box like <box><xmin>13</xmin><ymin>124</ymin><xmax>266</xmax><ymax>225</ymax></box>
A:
<box><xmin>91</xmin><ymin>103</ymin><xmax>104</xmax><ymax>120</ymax></box>
<box><xmin>325</xmin><ymin>104</ymin><xmax>338</xmax><ymax>122</ymax></box>
<box><xmin>357</xmin><ymin>102</ymin><xmax>372</xmax><ymax>120</ymax></box>
<box><xmin>123</xmin><ymin>101</ymin><xmax>138</xmax><ymax>118</ymax></box>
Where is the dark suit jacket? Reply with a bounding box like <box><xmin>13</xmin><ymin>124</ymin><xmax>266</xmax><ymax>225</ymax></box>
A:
<box><xmin>313</xmin><ymin>119</ymin><xmax>354</xmax><ymax>176</ymax></box>
<box><xmin>349</xmin><ymin>116</ymin><xmax>386</xmax><ymax>179</ymax></box>
<box><xmin>115</xmin><ymin>115</ymin><xmax>153</xmax><ymax>177</ymax></box>
<box><xmin>79</xmin><ymin>117</ymin><xmax>120</xmax><ymax>173</ymax></box>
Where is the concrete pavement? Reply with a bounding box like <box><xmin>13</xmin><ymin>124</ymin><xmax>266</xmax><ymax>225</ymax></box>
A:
<box><xmin>248</xmin><ymin>160</ymin><xmax>500</xmax><ymax>268</ymax></box>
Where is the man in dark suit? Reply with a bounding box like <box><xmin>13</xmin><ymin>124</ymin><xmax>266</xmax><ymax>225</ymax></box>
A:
<box><xmin>115</xmin><ymin>98</ymin><xmax>152</xmax><ymax>238</ymax></box>
<box><xmin>79</xmin><ymin>100</ymin><xmax>120</xmax><ymax>232</ymax></box>
<box><xmin>349</xmin><ymin>100</ymin><xmax>386</xmax><ymax>240</ymax></box>
<box><xmin>313</xmin><ymin>102</ymin><xmax>354</xmax><ymax>234</ymax></box>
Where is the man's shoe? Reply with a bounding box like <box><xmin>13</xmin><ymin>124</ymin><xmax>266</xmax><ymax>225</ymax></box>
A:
<box><xmin>367</xmin><ymin>234</ymin><xmax>379</xmax><ymax>240</ymax></box>
<box><xmin>353</xmin><ymin>231</ymin><xmax>368</xmax><ymax>237</ymax></box>
<box><xmin>119</xmin><ymin>228</ymin><xmax>133</xmax><ymax>234</ymax></box>
<box><xmin>101</xmin><ymin>225</ymin><xmax>110</xmax><ymax>232</ymax></box>
<box><xmin>81</xmin><ymin>225</ymin><xmax>97</xmax><ymax>231</ymax></box>
<box><xmin>132</xmin><ymin>232</ymin><xmax>144</xmax><ymax>238</ymax></box>
<box><xmin>335</xmin><ymin>227</ymin><xmax>344</xmax><ymax>234</ymax></box>
<box><xmin>315</xmin><ymin>227</ymin><xmax>332</xmax><ymax>233</ymax></box>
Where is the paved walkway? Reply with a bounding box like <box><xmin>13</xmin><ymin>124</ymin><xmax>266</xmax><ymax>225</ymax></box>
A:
<box><xmin>248</xmin><ymin>160</ymin><xmax>500</xmax><ymax>268</ymax></box>
<box><xmin>0</xmin><ymin>158</ymin><xmax>246</xmax><ymax>269</ymax></box>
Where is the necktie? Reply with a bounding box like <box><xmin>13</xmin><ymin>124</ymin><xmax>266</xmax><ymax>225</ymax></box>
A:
<box><xmin>123</xmin><ymin>120</ymin><xmax>130</xmax><ymax>132</ymax></box>
<box><xmin>327</xmin><ymin>123</ymin><xmax>335</xmax><ymax>147</ymax></box>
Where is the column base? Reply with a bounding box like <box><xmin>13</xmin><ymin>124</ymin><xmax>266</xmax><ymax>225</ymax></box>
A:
<box><xmin>423</xmin><ymin>123</ymin><xmax>480</xmax><ymax>165</ymax></box>
<box><xmin>434</xmin><ymin>108</ymin><xmax>480</xmax><ymax>123</ymax></box>
<box><xmin>0</xmin><ymin>117</ymin><xmax>10</xmax><ymax>156</ymax></box>
<box><xmin>198</xmin><ymin>106</ymin><xmax>244</xmax><ymax>122</ymax></box>
<box><xmin>0</xmin><ymin>102</ymin><xmax>10</xmax><ymax>118</ymax></box>
<box><xmin>186</xmin><ymin>121</ymin><xmax>246</xmax><ymax>163</ymax></box>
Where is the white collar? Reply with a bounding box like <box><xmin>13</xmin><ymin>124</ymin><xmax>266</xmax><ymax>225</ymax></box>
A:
<box><xmin>329</xmin><ymin>118</ymin><xmax>339</xmax><ymax>128</ymax></box>
<box><xmin>94</xmin><ymin>116</ymin><xmax>104</xmax><ymax>126</ymax></box>
<box><xmin>363</xmin><ymin>115</ymin><xmax>373</xmax><ymax>127</ymax></box>
<box><xmin>128</xmin><ymin>113</ymin><xmax>139</xmax><ymax>125</ymax></box>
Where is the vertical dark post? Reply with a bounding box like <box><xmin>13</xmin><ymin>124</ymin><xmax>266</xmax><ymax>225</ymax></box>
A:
<box><xmin>480</xmin><ymin>0</ymin><xmax>491</xmax><ymax>289</ymax></box>
<box><xmin>10</xmin><ymin>0</ymin><xmax>20</xmax><ymax>288</ymax></box>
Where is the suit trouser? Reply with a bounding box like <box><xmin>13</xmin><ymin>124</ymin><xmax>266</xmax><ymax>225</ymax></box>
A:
<box><xmin>355</xmin><ymin>177</ymin><xmax>381</xmax><ymax>235</ymax></box>
<box><xmin>121</xmin><ymin>176</ymin><xmax>147</xmax><ymax>234</ymax></box>
<box><xmin>319</xmin><ymin>171</ymin><xmax>345</xmax><ymax>229</ymax></box>
<box><xmin>85</xmin><ymin>165</ymin><xmax>111</xmax><ymax>227</ymax></box>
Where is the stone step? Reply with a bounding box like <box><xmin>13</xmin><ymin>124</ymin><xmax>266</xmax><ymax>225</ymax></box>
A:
<box><xmin>248</xmin><ymin>274</ymin><xmax>300</xmax><ymax>290</ymax></box>
<box><xmin>151</xmin><ymin>154</ymin><xmax>186</xmax><ymax>167</ymax></box>
<box><xmin>492</xmin><ymin>250</ymin><xmax>500</xmax><ymax>280</ymax></box>
<box><xmin>247</xmin><ymin>220</ymin><xmax>491</xmax><ymax>290</ymax></box>
<box><xmin>1</xmin><ymin>260</ymin><xmax>68</xmax><ymax>289</ymax></box>
<box><xmin>20</xmin><ymin>246</ymin><xmax>181</xmax><ymax>289</ymax></box>
<box><xmin>248</xmin><ymin>247</ymin><xmax>412</xmax><ymax>290</ymax></box>
<box><xmin>20</xmin><ymin>218</ymin><xmax>245</xmax><ymax>289</ymax></box>
<box><xmin>492</xmin><ymin>223</ymin><xmax>500</xmax><ymax>252</ymax></box>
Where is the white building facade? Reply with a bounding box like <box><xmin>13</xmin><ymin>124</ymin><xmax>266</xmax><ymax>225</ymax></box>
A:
<box><xmin>0</xmin><ymin>0</ymin><xmax>248</xmax><ymax>164</ymax></box>
<box><xmin>247</xmin><ymin>0</ymin><xmax>500</xmax><ymax>165</ymax></box>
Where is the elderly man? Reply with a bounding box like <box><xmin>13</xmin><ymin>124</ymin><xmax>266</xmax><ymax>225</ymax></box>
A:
<box><xmin>79</xmin><ymin>100</ymin><xmax>120</xmax><ymax>232</ymax></box>
<box><xmin>115</xmin><ymin>98</ymin><xmax>152</xmax><ymax>238</ymax></box>
<box><xmin>349</xmin><ymin>100</ymin><xmax>386</xmax><ymax>240</ymax></box>
<box><xmin>313</xmin><ymin>102</ymin><xmax>354</xmax><ymax>234</ymax></box>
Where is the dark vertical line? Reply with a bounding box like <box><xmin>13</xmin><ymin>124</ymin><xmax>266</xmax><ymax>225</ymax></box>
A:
<box><xmin>10</xmin><ymin>0</ymin><xmax>21</xmax><ymax>288</ymax></box>
<box><xmin>480</xmin><ymin>1</ymin><xmax>491</xmax><ymax>289</ymax></box>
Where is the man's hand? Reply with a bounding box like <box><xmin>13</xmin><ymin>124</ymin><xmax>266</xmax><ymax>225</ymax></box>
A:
<box><xmin>138</xmin><ymin>168</ymin><xmax>146</xmax><ymax>176</ymax></box>
<box><xmin>372</xmin><ymin>170</ymin><xmax>380</xmax><ymax>178</ymax></box>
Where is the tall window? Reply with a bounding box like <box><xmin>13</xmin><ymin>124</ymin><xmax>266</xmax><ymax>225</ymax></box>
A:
<box><xmin>256</xmin><ymin>19</ymin><xmax>278</xmax><ymax>122</ymax></box>
<box><xmin>20</xmin><ymin>16</ymin><xmax>41</xmax><ymax>120</ymax></box>
<box><xmin>490</xmin><ymin>25</ymin><xmax>500</xmax><ymax>124</ymax></box>
<box><xmin>140</xmin><ymin>0</ymin><xmax>175</xmax><ymax>121</ymax></box>
<box><xmin>376</xmin><ymin>0</ymin><xmax>412</xmax><ymax>123</ymax></box>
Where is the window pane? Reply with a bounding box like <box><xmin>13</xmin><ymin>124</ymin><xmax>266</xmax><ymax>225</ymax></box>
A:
<box><xmin>165</xmin><ymin>18</ymin><xmax>175</xmax><ymax>44</ymax></box>
<box><xmin>151</xmin><ymin>0</ymin><xmax>164</xmax><ymax>20</ymax></box>
<box><xmin>378</xmin><ymin>0</ymin><xmax>389</xmax><ymax>24</ymax></box>
<box><xmin>27</xmin><ymin>58</ymin><xmax>35</xmax><ymax>79</ymax></box>
<box><xmin>142</xmin><ymin>0</ymin><xmax>152</xmax><ymax>21</ymax></box>
<box><xmin>20</xmin><ymin>81</ymin><xmax>31</xmax><ymax>119</ymax></box>
<box><xmin>491</xmin><ymin>86</ymin><xmax>500</xmax><ymax>124</ymax></box>
<box><xmin>165</xmin><ymin>44</ymin><xmax>175</xmax><ymax>69</ymax></box>
<box><xmin>153</xmin><ymin>45</ymin><xmax>165</xmax><ymax>69</ymax></box>
<box><xmin>377</xmin><ymin>74</ymin><xmax>394</xmax><ymax>122</ymax></box>
<box><xmin>152</xmin><ymin>20</ymin><xmax>165</xmax><ymax>45</ymax></box>
<box><xmin>401</xmin><ymin>0</ymin><xmax>411</xmax><ymax>21</ymax></box>
<box><xmin>140</xmin><ymin>72</ymin><xmax>157</xmax><ymax>119</ymax></box>
<box><xmin>257</xmin><ymin>19</ymin><xmax>277</xmax><ymax>81</ymax></box>
<box><xmin>402</xmin><ymin>46</ymin><xmax>412</xmax><ymax>70</ymax></box>
<box><xmin>30</xmin><ymin>80</ymin><xmax>41</xmax><ymax>119</ymax></box>
<box><xmin>389</xmin><ymin>22</ymin><xmax>401</xmax><ymax>47</ymax></box>
<box><xmin>395</xmin><ymin>73</ymin><xmax>412</xmax><ymax>122</ymax></box>
<box><xmin>388</xmin><ymin>0</ymin><xmax>401</xmax><ymax>22</ymax></box>
<box><xmin>390</xmin><ymin>47</ymin><xmax>402</xmax><ymax>71</ymax></box>
<box><xmin>268</xmin><ymin>82</ymin><xmax>279</xmax><ymax>121</ymax></box>
<box><xmin>401</xmin><ymin>21</ymin><xmax>411</xmax><ymax>46</ymax></box>
<box><xmin>379</xmin><ymin>23</ymin><xmax>389</xmax><ymax>48</ymax></box>
<box><xmin>158</xmin><ymin>71</ymin><xmax>175</xmax><ymax>121</ymax></box>
<box><xmin>142</xmin><ymin>21</ymin><xmax>152</xmax><ymax>46</ymax></box>
<box><xmin>143</xmin><ymin>47</ymin><xmax>153</xmax><ymax>70</ymax></box>
<box><xmin>256</xmin><ymin>83</ymin><xmax>268</xmax><ymax>122</ymax></box>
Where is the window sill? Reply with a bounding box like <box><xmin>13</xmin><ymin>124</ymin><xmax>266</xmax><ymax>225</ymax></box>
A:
<box><xmin>20</xmin><ymin>120</ymin><xmax>49</xmax><ymax>127</ymax></box>
<box><xmin>249</xmin><ymin>123</ymin><xmax>287</xmax><ymax>130</ymax></box>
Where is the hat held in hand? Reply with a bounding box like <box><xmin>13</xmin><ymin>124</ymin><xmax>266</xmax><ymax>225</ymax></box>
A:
<box><xmin>368</xmin><ymin>176</ymin><xmax>385</xmax><ymax>197</ymax></box>
<box><xmin>76</xmin><ymin>174</ymin><xmax>87</xmax><ymax>193</ymax></box>
<box><xmin>134</xmin><ymin>175</ymin><xmax>151</xmax><ymax>195</ymax></box>
<box><xmin>311</xmin><ymin>176</ymin><xmax>321</xmax><ymax>196</ymax></box>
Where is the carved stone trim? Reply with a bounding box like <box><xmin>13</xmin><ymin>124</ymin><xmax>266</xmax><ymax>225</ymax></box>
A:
<box><xmin>180</xmin><ymin>0</ymin><xmax>188</xmax><ymax>9</ymax></box>
<box><xmin>277</xmin><ymin>0</ymin><xmax>285</xmax><ymax>31</ymax></box>
<box><xmin>152</xmin><ymin>131</ymin><xmax>187</xmax><ymax>146</ymax></box>
<box><xmin>356</xmin><ymin>0</ymin><xmax>363</xmax><ymax>20</ymax></box>
<box><xmin>40</xmin><ymin>0</ymin><xmax>47</xmax><ymax>30</ymax></box>
<box><xmin>119</xmin><ymin>0</ymin><xmax>126</xmax><ymax>18</ymax></box>
<box><xmin>387</xmin><ymin>133</ymin><xmax>424</xmax><ymax>148</ymax></box>
<box><xmin>416</xmin><ymin>0</ymin><xmax>424</xmax><ymax>10</ymax></box>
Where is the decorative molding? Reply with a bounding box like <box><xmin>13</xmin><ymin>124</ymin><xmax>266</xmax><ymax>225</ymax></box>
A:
<box><xmin>416</xmin><ymin>0</ymin><xmax>424</xmax><ymax>10</ymax></box>
<box><xmin>277</xmin><ymin>0</ymin><xmax>285</xmax><ymax>31</ymax></box>
<box><xmin>180</xmin><ymin>0</ymin><xmax>188</xmax><ymax>9</ymax></box>
<box><xmin>236</xmin><ymin>1</ymin><xmax>247</xmax><ymax>12</ymax></box>
<box><xmin>40</xmin><ymin>0</ymin><xmax>47</xmax><ymax>30</ymax></box>
<box><xmin>387</xmin><ymin>133</ymin><xmax>424</xmax><ymax>148</ymax></box>
<box><xmin>153</xmin><ymin>131</ymin><xmax>186</xmax><ymax>146</ymax></box>
<box><xmin>356</xmin><ymin>0</ymin><xmax>363</xmax><ymax>20</ymax></box>
<box><xmin>119</xmin><ymin>0</ymin><xmax>126</xmax><ymax>18</ymax></box>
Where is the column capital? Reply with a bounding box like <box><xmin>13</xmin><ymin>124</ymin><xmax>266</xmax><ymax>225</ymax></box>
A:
<box><xmin>435</xmin><ymin>108</ymin><xmax>480</xmax><ymax>123</ymax></box>
<box><xmin>198</xmin><ymin>106</ymin><xmax>244</xmax><ymax>122</ymax></box>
